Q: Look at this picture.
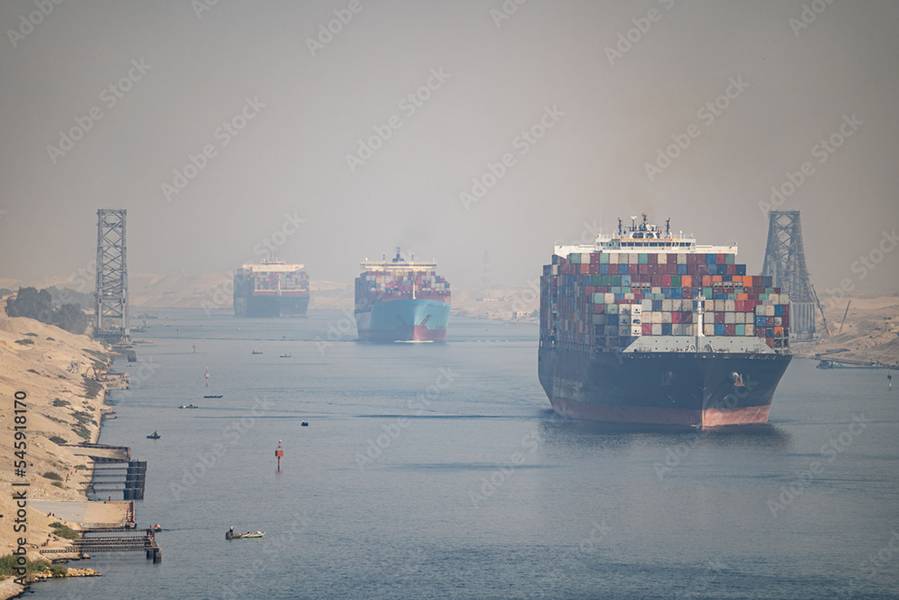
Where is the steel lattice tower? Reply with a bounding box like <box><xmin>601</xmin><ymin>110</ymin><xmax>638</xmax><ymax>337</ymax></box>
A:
<box><xmin>762</xmin><ymin>210</ymin><xmax>823</xmax><ymax>341</ymax></box>
<box><xmin>94</xmin><ymin>209</ymin><xmax>129</xmax><ymax>342</ymax></box>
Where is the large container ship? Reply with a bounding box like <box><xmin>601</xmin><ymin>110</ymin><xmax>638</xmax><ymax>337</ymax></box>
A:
<box><xmin>355</xmin><ymin>249</ymin><xmax>451</xmax><ymax>342</ymax></box>
<box><xmin>539</xmin><ymin>216</ymin><xmax>792</xmax><ymax>429</ymax></box>
<box><xmin>233</xmin><ymin>261</ymin><xmax>310</xmax><ymax>317</ymax></box>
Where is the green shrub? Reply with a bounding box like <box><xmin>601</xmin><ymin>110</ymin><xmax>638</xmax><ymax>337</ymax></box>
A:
<box><xmin>0</xmin><ymin>554</ymin><xmax>50</xmax><ymax>578</ymax></box>
<box><xmin>49</xmin><ymin>523</ymin><xmax>79</xmax><ymax>540</ymax></box>
<box><xmin>43</xmin><ymin>471</ymin><xmax>62</xmax><ymax>481</ymax></box>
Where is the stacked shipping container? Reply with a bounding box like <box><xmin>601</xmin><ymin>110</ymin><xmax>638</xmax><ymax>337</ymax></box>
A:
<box><xmin>541</xmin><ymin>250</ymin><xmax>790</xmax><ymax>351</ymax></box>
<box><xmin>355</xmin><ymin>268</ymin><xmax>450</xmax><ymax>308</ymax></box>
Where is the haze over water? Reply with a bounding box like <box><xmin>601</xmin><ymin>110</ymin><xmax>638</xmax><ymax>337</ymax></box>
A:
<box><xmin>29</xmin><ymin>310</ymin><xmax>899</xmax><ymax>600</ymax></box>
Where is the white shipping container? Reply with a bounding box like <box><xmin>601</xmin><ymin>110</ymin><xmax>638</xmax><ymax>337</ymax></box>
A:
<box><xmin>677</xmin><ymin>254</ymin><xmax>687</xmax><ymax>264</ymax></box>
<box><xmin>725</xmin><ymin>300</ymin><xmax>736</xmax><ymax>312</ymax></box>
<box><xmin>632</xmin><ymin>305</ymin><xmax>643</xmax><ymax>314</ymax></box>
<box><xmin>605</xmin><ymin>293</ymin><xmax>615</xmax><ymax>303</ymax></box>
<box><xmin>631</xmin><ymin>326</ymin><xmax>642</xmax><ymax>336</ymax></box>
<box><xmin>652</xmin><ymin>323</ymin><xmax>662</xmax><ymax>336</ymax></box>
<box><xmin>724</xmin><ymin>312</ymin><xmax>735</xmax><ymax>324</ymax></box>
<box><xmin>642</xmin><ymin>299</ymin><xmax>653</xmax><ymax>311</ymax></box>
<box><xmin>658</xmin><ymin>253</ymin><xmax>667</xmax><ymax>264</ymax></box>
<box><xmin>662</xmin><ymin>312</ymin><xmax>672</xmax><ymax>324</ymax></box>
<box><xmin>609</xmin><ymin>253</ymin><xmax>619</xmax><ymax>264</ymax></box>
<box><xmin>662</xmin><ymin>299</ymin><xmax>673</xmax><ymax>312</ymax></box>
<box><xmin>746</xmin><ymin>324</ymin><xmax>754</xmax><ymax>336</ymax></box>
<box><xmin>704</xmin><ymin>323</ymin><xmax>715</xmax><ymax>336</ymax></box>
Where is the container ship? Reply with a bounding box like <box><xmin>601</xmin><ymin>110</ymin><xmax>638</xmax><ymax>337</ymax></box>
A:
<box><xmin>233</xmin><ymin>261</ymin><xmax>310</xmax><ymax>317</ymax></box>
<box><xmin>355</xmin><ymin>249</ymin><xmax>450</xmax><ymax>342</ymax></box>
<box><xmin>539</xmin><ymin>216</ymin><xmax>792</xmax><ymax>429</ymax></box>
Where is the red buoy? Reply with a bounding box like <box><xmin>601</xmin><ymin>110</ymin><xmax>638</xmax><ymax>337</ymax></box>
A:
<box><xmin>275</xmin><ymin>440</ymin><xmax>284</xmax><ymax>472</ymax></box>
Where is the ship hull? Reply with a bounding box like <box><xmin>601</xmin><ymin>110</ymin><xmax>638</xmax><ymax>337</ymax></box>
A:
<box><xmin>234</xmin><ymin>294</ymin><xmax>309</xmax><ymax>318</ymax></box>
<box><xmin>538</xmin><ymin>346</ymin><xmax>791</xmax><ymax>429</ymax></box>
<box><xmin>355</xmin><ymin>299</ymin><xmax>449</xmax><ymax>342</ymax></box>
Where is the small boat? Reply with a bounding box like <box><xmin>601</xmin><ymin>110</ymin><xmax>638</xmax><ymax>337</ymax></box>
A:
<box><xmin>251</xmin><ymin>350</ymin><xmax>263</xmax><ymax>355</ymax></box>
<box><xmin>300</xmin><ymin>421</ymin><xmax>309</xmax><ymax>427</ymax></box>
<box><xmin>178</xmin><ymin>404</ymin><xmax>199</xmax><ymax>409</ymax></box>
<box><xmin>151</xmin><ymin>523</ymin><xmax>162</xmax><ymax>532</ymax></box>
<box><xmin>279</xmin><ymin>353</ymin><xmax>292</xmax><ymax>358</ymax></box>
<box><xmin>203</xmin><ymin>394</ymin><xmax>223</xmax><ymax>399</ymax></box>
<box><xmin>226</xmin><ymin>528</ymin><xmax>265</xmax><ymax>540</ymax></box>
<box><xmin>146</xmin><ymin>431</ymin><xmax>161</xmax><ymax>440</ymax></box>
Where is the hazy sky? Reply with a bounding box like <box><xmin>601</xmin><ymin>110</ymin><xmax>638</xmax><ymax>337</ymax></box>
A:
<box><xmin>1</xmin><ymin>0</ymin><xmax>897</xmax><ymax>294</ymax></box>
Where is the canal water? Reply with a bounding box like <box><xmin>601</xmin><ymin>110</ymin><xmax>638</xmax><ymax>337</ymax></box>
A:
<box><xmin>30</xmin><ymin>309</ymin><xmax>899</xmax><ymax>599</ymax></box>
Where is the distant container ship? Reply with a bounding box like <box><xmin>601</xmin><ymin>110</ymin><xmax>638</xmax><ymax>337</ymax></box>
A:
<box><xmin>233</xmin><ymin>261</ymin><xmax>310</xmax><ymax>317</ymax></box>
<box><xmin>539</xmin><ymin>216</ymin><xmax>792</xmax><ymax>429</ymax></box>
<box><xmin>355</xmin><ymin>249</ymin><xmax>450</xmax><ymax>342</ymax></box>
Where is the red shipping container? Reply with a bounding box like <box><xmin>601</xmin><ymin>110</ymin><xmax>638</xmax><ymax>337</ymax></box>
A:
<box><xmin>715</xmin><ymin>312</ymin><xmax>725</xmax><ymax>324</ymax></box>
<box><xmin>642</xmin><ymin>323</ymin><xmax>653</xmax><ymax>335</ymax></box>
<box><xmin>725</xmin><ymin>324</ymin><xmax>736</xmax><ymax>336</ymax></box>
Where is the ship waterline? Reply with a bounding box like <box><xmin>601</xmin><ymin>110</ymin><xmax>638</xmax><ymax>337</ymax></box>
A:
<box><xmin>539</xmin><ymin>346</ymin><xmax>792</xmax><ymax>429</ymax></box>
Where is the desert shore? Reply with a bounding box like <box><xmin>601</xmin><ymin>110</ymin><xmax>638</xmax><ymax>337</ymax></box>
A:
<box><xmin>0</xmin><ymin>303</ymin><xmax>120</xmax><ymax>598</ymax></box>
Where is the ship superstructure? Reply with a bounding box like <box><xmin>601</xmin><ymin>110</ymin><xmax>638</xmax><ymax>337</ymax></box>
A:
<box><xmin>355</xmin><ymin>248</ymin><xmax>450</xmax><ymax>342</ymax></box>
<box><xmin>539</xmin><ymin>215</ymin><xmax>792</xmax><ymax>428</ymax></box>
<box><xmin>233</xmin><ymin>260</ymin><xmax>310</xmax><ymax>317</ymax></box>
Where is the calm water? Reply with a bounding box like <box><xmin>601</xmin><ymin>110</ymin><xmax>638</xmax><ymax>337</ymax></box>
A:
<box><xmin>32</xmin><ymin>309</ymin><xmax>899</xmax><ymax>599</ymax></box>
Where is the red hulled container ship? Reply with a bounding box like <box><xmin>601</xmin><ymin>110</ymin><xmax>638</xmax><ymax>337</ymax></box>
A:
<box><xmin>355</xmin><ymin>249</ymin><xmax>451</xmax><ymax>342</ymax></box>
<box><xmin>539</xmin><ymin>216</ymin><xmax>792</xmax><ymax>429</ymax></box>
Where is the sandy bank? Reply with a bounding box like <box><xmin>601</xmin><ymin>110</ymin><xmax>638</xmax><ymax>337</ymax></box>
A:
<box><xmin>0</xmin><ymin>303</ymin><xmax>113</xmax><ymax>597</ymax></box>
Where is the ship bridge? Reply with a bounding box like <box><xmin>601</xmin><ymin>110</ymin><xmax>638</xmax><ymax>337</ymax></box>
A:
<box><xmin>555</xmin><ymin>215</ymin><xmax>737</xmax><ymax>257</ymax></box>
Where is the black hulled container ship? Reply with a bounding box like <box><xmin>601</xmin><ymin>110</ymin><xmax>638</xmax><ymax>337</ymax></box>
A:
<box><xmin>539</xmin><ymin>216</ymin><xmax>792</xmax><ymax>429</ymax></box>
<box><xmin>233</xmin><ymin>261</ymin><xmax>310</xmax><ymax>317</ymax></box>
